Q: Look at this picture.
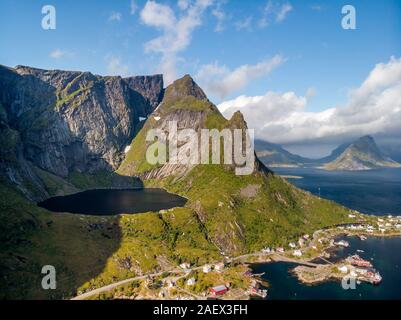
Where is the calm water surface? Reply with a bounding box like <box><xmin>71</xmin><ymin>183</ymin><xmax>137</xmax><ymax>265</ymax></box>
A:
<box><xmin>253</xmin><ymin>167</ymin><xmax>401</xmax><ymax>299</ymax></box>
<box><xmin>38</xmin><ymin>188</ymin><xmax>187</xmax><ymax>215</ymax></box>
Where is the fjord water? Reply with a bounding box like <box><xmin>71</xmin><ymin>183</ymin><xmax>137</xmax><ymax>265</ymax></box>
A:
<box><xmin>253</xmin><ymin>236</ymin><xmax>401</xmax><ymax>300</ymax></box>
<box><xmin>253</xmin><ymin>167</ymin><xmax>401</xmax><ymax>299</ymax></box>
<box><xmin>38</xmin><ymin>188</ymin><xmax>187</xmax><ymax>215</ymax></box>
<box><xmin>274</xmin><ymin>167</ymin><xmax>401</xmax><ymax>215</ymax></box>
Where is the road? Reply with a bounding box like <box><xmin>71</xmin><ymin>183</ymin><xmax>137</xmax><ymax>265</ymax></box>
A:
<box><xmin>70</xmin><ymin>235</ymin><xmax>328</xmax><ymax>300</ymax></box>
<box><xmin>71</xmin><ymin>269</ymin><xmax>179</xmax><ymax>300</ymax></box>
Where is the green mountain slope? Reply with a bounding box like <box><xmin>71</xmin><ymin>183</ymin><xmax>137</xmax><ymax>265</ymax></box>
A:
<box><xmin>119</xmin><ymin>75</ymin><xmax>352</xmax><ymax>255</ymax></box>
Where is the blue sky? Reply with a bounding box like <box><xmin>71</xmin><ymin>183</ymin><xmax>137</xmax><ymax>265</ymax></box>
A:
<box><xmin>1</xmin><ymin>0</ymin><xmax>400</xmax><ymax>156</ymax></box>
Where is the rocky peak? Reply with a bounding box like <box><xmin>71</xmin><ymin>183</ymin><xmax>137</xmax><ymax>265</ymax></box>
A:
<box><xmin>163</xmin><ymin>74</ymin><xmax>208</xmax><ymax>102</ymax></box>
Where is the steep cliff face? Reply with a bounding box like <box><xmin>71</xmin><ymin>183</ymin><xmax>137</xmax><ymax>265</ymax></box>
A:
<box><xmin>0</xmin><ymin>64</ymin><xmax>163</xmax><ymax>198</ymax></box>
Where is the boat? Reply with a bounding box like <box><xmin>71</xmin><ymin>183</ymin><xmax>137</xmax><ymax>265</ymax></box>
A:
<box><xmin>249</xmin><ymin>288</ymin><xmax>268</xmax><ymax>298</ymax></box>
<box><xmin>335</xmin><ymin>240</ymin><xmax>350</xmax><ymax>247</ymax></box>
<box><xmin>359</xmin><ymin>235</ymin><xmax>367</xmax><ymax>241</ymax></box>
<box><xmin>366</xmin><ymin>272</ymin><xmax>382</xmax><ymax>285</ymax></box>
<box><xmin>356</xmin><ymin>249</ymin><xmax>365</xmax><ymax>253</ymax></box>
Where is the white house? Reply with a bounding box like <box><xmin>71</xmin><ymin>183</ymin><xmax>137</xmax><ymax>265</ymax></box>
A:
<box><xmin>338</xmin><ymin>266</ymin><xmax>348</xmax><ymax>273</ymax></box>
<box><xmin>289</xmin><ymin>243</ymin><xmax>297</xmax><ymax>249</ymax></box>
<box><xmin>214</xmin><ymin>262</ymin><xmax>225</xmax><ymax>271</ymax></box>
<box><xmin>187</xmin><ymin>278</ymin><xmax>196</xmax><ymax>286</ymax></box>
<box><xmin>293</xmin><ymin>250</ymin><xmax>302</xmax><ymax>257</ymax></box>
<box><xmin>203</xmin><ymin>265</ymin><xmax>212</xmax><ymax>273</ymax></box>
<box><xmin>179</xmin><ymin>263</ymin><xmax>191</xmax><ymax>269</ymax></box>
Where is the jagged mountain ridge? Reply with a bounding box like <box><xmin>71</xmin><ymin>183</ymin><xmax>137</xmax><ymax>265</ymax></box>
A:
<box><xmin>0</xmin><ymin>64</ymin><xmax>164</xmax><ymax>199</ymax></box>
<box><xmin>118</xmin><ymin>74</ymin><xmax>351</xmax><ymax>255</ymax></box>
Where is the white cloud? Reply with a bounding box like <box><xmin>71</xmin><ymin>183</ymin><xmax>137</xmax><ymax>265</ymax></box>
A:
<box><xmin>259</xmin><ymin>0</ymin><xmax>293</xmax><ymax>27</ymax></box>
<box><xmin>178</xmin><ymin>0</ymin><xmax>190</xmax><ymax>10</ymax></box>
<box><xmin>109</xmin><ymin>11</ymin><xmax>122</xmax><ymax>22</ymax></box>
<box><xmin>49</xmin><ymin>49</ymin><xmax>72</xmax><ymax>59</ymax></box>
<box><xmin>140</xmin><ymin>0</ymin><xmax>213</xmax><ymax>85</ymax></box>
<box><xmin>106</xmin><ymin>56</ymin><xmax>130</xmax><ymax>76</ymax></box>
<box><xmin>212</xmin><ymin>1</ymin><xmax>227</xmax><ymax>32</ymax></box>
<box><xmin>217</xmin><ymin>57</ymin><xmax>401</xmax><ymax>147</ymax></box>
<box><xmin>195</xmin><ymin>55</ymin><xmax>285</xmax><ymax>99</ymax></box>
<box><xmin>130</xmin><ymin>0</ymin><xmax>138</xmax><ymax>15</ymax></box>
<box><xmin>235</xmin><ymin>16</ymin><xmax>253</xmax><ymax>31</ymax></box>
<box><xmin>276</xmin><ymin>3</ymin><xmax>292</xmax><ymax>22</ymax></box>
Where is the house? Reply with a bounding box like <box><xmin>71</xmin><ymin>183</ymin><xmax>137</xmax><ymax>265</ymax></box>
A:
<box><xmin>293</xmin><ymin>250</ymin><xmax>302</xmax><ymax>257</ymax></box>
<box><xmin>179</xmin><ymin>263</ymin><xmax>191</xmax><ymax>269</ymax></box>
<box><xmin>378</xmin><ymin>218</ymin><xmax>384</xmax><ymax>223</ymax></box>
<box><xmin>348</xmin><ymin>214</ymin><xmax>356</xmax><ymax>218</ymax></box>
<box><xmin>298</xmin><ymin>238</ymin><xmax>305</xmax><ymax>247</ymax></box>
<box><xmin>303</xmin><ymin>234</ymin><xmax>310</xmax><ymax>240</ymax></box>
<box><xmin>277</xmin><ymin>247</ymin><xmax>285</xmax><ymax>253</ymax></box>
<box><xmin>210</xmin><ymin>285</ymin><xmax>228</xmax><ymax>296</ymax></box>
<box><xmin>338</xmin><ymin>266</ymin><xmax>348</xmax><ymax>273</ymax></box>
<box><xmin>289</xmin><ymin>242</ymin><xmax>297</xmax><ymax>249</ymax></box>
<box><xmin>187</xmin><ymin>278</ymin><xmax>196</xmax><ymax>286</ymax></box>
<box><xmin>203</xmin><ymin>265</ymin><xmax>212</xmax><ymax>273</ymax></box>
<box><xmin>262</xmin><ymin>247</ymin><xmax>271</xmax><ymax>254</ymax></box>
<box><xmin>214</xmin><ymin>262</ymin><xmax>225</xmax><ymax>271</ymax></box>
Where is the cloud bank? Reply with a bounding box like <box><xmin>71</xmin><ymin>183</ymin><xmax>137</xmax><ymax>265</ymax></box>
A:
<box><xmin>140</xmin><ymin>0</ymin><xmax>214</xmax><ymax>85</ymax></box>
<box><xmin>218</xmin><ymin>57</ymin><xmax>401</xmax><ymax>147</ymax></box>
<box><xmin>195</xmin><ymin>55</ymin><xmax>284</xmax><ymax>99</ymax></box>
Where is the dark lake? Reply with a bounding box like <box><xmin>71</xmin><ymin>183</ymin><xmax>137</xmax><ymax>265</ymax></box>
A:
<box><xmin>38</xmin><ymin>188</ymin><xmax>187</xmax><ymax>215</ymax></box>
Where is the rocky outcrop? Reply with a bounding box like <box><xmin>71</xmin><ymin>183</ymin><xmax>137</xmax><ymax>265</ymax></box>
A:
<box><xmin>0</xmin><ymin>64</ymin><xmax>164</xmax><ymax>198</ymax></box>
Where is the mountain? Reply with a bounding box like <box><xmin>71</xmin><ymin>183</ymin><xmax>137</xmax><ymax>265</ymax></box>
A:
<box><xmin>0</xmin><ymin>68</ymin><xmax>353</xmax><ymax>299</ymax></box>
<box><xmin>0</xmin><ymin>64</ymin><xmax>163</xmax><ymax>200</ymax></box>
<box><xmin>381</xmin><ymin>143</ymin><xmax>401</xmax><ymax>163</ymax></box>
<box><xmin>118</xmin><ymin>74</ymin><xmax>351</xmax><ymax>253</ymax></box>
<box><xmin>254</xmin><ymin>140</ymin><xmax>311</xmax><ymax>167</ymax></box>
<box><xmin>315</xmin><ymin>142</ymin><xmax>351</xmax><ymax>164</ymax></box>
<box><xmin>324</xmin><ymin>135</ymin><xmax>401</xmax><ymax>171</ymax></box>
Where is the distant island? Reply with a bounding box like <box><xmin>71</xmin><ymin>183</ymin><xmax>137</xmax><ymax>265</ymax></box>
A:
<box><xmin>256</xmin><ymin>136</ymin><xmax>401</xmax><ymax>171</ymax></box>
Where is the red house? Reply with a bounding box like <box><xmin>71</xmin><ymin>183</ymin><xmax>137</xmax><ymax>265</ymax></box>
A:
<box><xmin>210</xmin><ymin>285</ymin><xmax>228</xmax><ymax>296</ymax></box>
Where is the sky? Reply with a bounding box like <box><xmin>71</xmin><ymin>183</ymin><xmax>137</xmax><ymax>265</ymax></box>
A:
<box><xmin>1</xmin><ymin>0</ymin><xmax>400</xmax><ymax>157</ymax></box>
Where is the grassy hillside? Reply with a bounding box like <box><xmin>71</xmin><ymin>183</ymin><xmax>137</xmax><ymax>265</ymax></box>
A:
<box><xmin>0</xmin><ymin>180</ymin><xmax>220</xmax><ymax>299</ymax></box>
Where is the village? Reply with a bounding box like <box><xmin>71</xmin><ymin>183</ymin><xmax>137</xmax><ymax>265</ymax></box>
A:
<box><xmin>76</xmin><ymin>212</ymin><xmax>401</xmax><ymax>300</ymax></box>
